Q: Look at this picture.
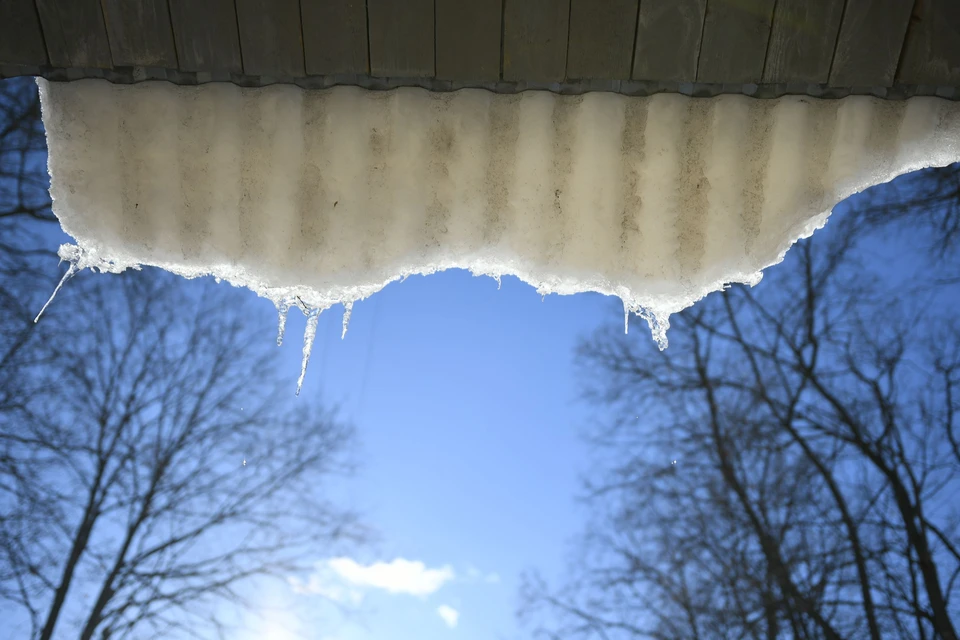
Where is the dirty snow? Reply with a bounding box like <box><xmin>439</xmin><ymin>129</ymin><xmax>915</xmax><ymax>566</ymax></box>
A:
<box><xmin>36</xmin><ymin>79</ymin><xmax>960</xmax><ymax>385</ymax></box>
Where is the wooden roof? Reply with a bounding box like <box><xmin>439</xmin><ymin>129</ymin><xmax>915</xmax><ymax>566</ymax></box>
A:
<box><xmin>2</xmin><ymin>0</ymin><xmax>959</xmax><ymax>99</ymax></box>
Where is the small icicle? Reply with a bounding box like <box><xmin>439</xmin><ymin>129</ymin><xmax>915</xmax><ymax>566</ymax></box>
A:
<box><xmin>495</xmin><ymin>275</ymin><xmax>502</xmax><ymax>290</ymax></box>
<box><xmin>296</xmin><ymin>309</ymin><xmax>321</xmax><ymax>396</ymax></box>
<box><xmin>639</xmin><ymin>308</ymin><xmax>670</xmax><ymax>351</ymax></box>
<box><xmin>35</xmin><ymin>261</ymin><xmax>80</xmax><ymax>323</ymax></box>
<box><xmin>341</xmin><ymin>301</ymin><xmax>353</xmax><ymax>339</ymax></box>
<box><xmin>623</xmin><ymin>300</ymin><xmax>630</xmax><ymax>335</ymax></box>
<box><xmin>276</xmin><ymin>299</ymin><xmax>291</xmax><ymax>346</ymax></box>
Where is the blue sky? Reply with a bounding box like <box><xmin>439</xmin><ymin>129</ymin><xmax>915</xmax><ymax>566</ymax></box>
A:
<box><xmin>33</xmin><ymin>212</ymin><xmax>617</xmax><ymax>639</ymax></box>
<box><xmin>242</xmin><ymin>268</ymin><xmax>616</xmax><ymax>640</ymax></box>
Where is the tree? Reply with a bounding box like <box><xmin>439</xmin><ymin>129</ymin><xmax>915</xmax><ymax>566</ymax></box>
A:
<box><xmin>0</xmin><ymin>78</ymin><xmax>364</xmax><ymax>639</ymax></box>
<box><xmin>522</xmin><ymin>166</ymin><xmax>960</xmax><ymax>640</ymax></box>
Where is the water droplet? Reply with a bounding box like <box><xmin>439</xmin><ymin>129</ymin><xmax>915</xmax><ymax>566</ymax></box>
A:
<box><xmin>296</xmin><ymin>308</ymin><xmax>321</xmax><ymax>396</ymax></box>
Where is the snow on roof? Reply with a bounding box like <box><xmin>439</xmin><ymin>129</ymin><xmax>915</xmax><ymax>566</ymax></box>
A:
<box><xmin>36</xmin><ymin>79</ymin><xmax>960</xmax><ymax>390</ymax></box>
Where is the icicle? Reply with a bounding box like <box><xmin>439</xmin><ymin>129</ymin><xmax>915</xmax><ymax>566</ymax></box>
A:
<box><xmin>623</xmin><ymin>299</ymin><xmax>630</xmax><ymax>335</ymax></box>
<box><xmin>34</xmin><ymin>260</ymin><xmax>81</xmax><ymax>323</ymax></box>
<box><xmin>296</xmin><ymin>309</ymin><xmax>321</xmax><ymax>396</ymax></box>
<box><xmin>494</xmin><ymin>275</ymin><xmax>502</xmax><ymax>290</ymax></box>
<box><xmin>638</xmin><ymin>308</ymin><xmax>670</xmax><ymax>351</ymax></box>
<box><xmin>341</xmin><ymin>301</ymin><xmax>353</xmax><ymax>339</ymax></box>
<box><xmin>276</xmin><ymin>299</ymin><xmax>291</xmax><ymax>346</ymax></box>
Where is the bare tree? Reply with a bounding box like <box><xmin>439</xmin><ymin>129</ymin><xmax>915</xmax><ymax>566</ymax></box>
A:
<box><xmin>0</xmin><ymin>269</ymin><xmax>363</xmax><ymax>640</ymax></box>
<box><xmin>0</xmin><ymin>79</ymin><xmax>364</xmax><ymax>639</ymax></box>
<box><xmin>0</xmin><ymin>77</ymin><xmax>55</xmax><ymax>273</ymax></box>
<box><xmin>522</xmin><ymin>167</ymin><xmax>960</xmax><ymax>640</ymax></box>
<box><xmin>0</xmin><ymin>76</ymin><xmax>59</xmax><ymax>423</ymax></box>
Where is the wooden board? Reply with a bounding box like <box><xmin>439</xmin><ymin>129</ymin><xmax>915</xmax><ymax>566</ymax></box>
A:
<box><xmin>168</xmin><ymin>0</ymin><xmax>242</xmax><ymax>73</ymax></box>
<box><xmin>503</xmin><ymin>0</ymin><xmax>571</xmax><ymax>82</ymax></box>
<box><xmin>101</xmin><ymin>0</ymin><xmax>178</xmax><ymax>67</ymax></box>
<box><xmin>368</xmin><ymin>0</ymin><xmax>434</xmax><ymax>77</ymax></box>
<box><xmin>436</xmin><ymin>0</ymin><xmax>502</xmax><ymax>81</ymax></box>
<box><xmin>35</xmin><ymin>0</ymin><xmax>112</xmax><ymax>68</ymax></box>
<box><xmin>763</xmin><ymin>0</ymin><xmax>844</xmax><ymax>83</ymax></box>
<box><xmin>235</xmin><ymin>0</ymin><xmax>305</xmax><ymax>76</ymax></box>
<box><xmin>697</xmin><ymin>0</ymin><xmax>776</xmax><ymax>84</ymax></box>
<box><xmin>302</xmin><ymin>0</ymin><xmax>369</xmax><ymax>75</ymax></box>
<box><xmin>0</xmin><ymin>0</ymin><xmax>48</xmax><ymax>65</ymax></box>
<box><xmin>567</xmin><ymin>0</ymin><xmax>637</xmax><ymax>80</ymax></box>
<box><xmin>633</xmin><ymin>0</ymin><xmax>706</xmax><ymax>82</ymax></box>
<box><xmin>829</xmin><ymin>0</ymin><xmax>913</xmax><ymax>87</ymax></box>
<box><xmin>897</xmin><ymin>0</ymin><xmax>960</xmax><ymax>85</ymax></box>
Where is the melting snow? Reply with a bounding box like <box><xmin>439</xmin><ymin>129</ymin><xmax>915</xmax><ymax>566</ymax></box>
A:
<box><xmin>35</xmin><ymin>79</ymin><xmax>960</xmax><ymax>383</ymax></box>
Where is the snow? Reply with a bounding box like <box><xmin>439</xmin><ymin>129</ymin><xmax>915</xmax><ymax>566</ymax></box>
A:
<box><xmin>36</xmin><ymin>79</ymin><xmax>960</xmax><ymax>375</ymax></box>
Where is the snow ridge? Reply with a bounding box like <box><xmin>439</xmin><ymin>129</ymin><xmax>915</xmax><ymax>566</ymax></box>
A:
<box><xmin>38</xmin><ymin>79</ymin><xmax>960</xmax><ymax>359</ymax></box>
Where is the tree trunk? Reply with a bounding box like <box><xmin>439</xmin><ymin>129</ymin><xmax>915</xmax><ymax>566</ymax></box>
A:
<box><xmin>38</xmin><ymin>480</ymin><xmax>102</xmax><ymax>640</ymax></box>
<box><xmin>887</xmin><ymin>471</ymin><xmax>959</xmax><ymax>640</ymax></box>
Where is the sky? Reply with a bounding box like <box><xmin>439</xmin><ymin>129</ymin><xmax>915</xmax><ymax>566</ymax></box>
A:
<box><xmin>240</xmin><ymin>268</ymin><xmax>616</xmax><ymax>640</ymax></box>
<box><xmin>33</xmin><ymin>219</ymin><xmax>617</xmax><ymax>640</ymax></box>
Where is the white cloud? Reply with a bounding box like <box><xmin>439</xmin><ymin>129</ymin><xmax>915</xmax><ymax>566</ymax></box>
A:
<box><xmin>327</xmin><ymin>557</ymin><xmax>455</xmax><ymax>596</ymax></box>
<box><xmin>485</xmin><ymin>572</ymin><xmax>501</xmax><ymax>584</ymax></box>
<box><xmin>437</xmin><ymin>605</ymin><xmax>459</xmax><ymax>629</ymax></box>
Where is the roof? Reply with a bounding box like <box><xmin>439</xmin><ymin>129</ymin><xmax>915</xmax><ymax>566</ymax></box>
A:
<box><xmin>2</xmin><ymin>0</ymin><xmax>959</xmax><ymax>99</ymax></box>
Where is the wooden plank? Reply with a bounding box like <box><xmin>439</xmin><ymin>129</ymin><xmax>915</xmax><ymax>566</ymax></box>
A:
<box><xmin>368</xmin><ymin>0</ymin><xmax>434</xmax><ymax>77</ymax></box>
<box><xmin>763</xmin><ymin>0</ymin><xmax>844</xmax><ymax>83</ymax></box>
<box><xmin>697</xmin><ymin>0</ymin><xmax>776</xmax><ymax>84</ymax></box>
<box><xmin>101</xmin><ymin>0</ymin><xmax>178</xmax><ymax>67</ymax></box>
<box><xmin>503</xmin><ymin>0</ymin><xmax>571</xmax><ymax>82</ymax></box>
<box><xmin>567</xmin><ymin>0</ymin><xmax>637</xmax><ymax>80</ymax></box>
<box><xmin>235</xmin><ymin>0</ymin><xmax>305</xmax><ymax>76</ymax></box>
<box><xmin>436</xmin><ymin>0</ymin><xmax>502</xmax><ymax>81</ymax></box>
<box><xmin>829</xmin><ymin>0</ymin><xmax>913</xmax><ymax>87</ymax></box>
<box><xmin>0</xmin><ymin>0</ymin><xmax>47</xmax><ymax>66</ymax></box>
<box><xmin>302</xmin><ymin>0</ymin><xmax>369</xmax><ymax>75</ymax></box>
<box><xmin>633</xmin><ymin>0</ymin><xmax>706</xmax><ymax>81</ymax></box>
<box><xmin>168</xmin><ymin>0</ymin><xmax>242</xmax><ymax>73</ymax></box>
<box><xmin>897</xmin><ymin>0</ymin><xmax>960</xmax><ymax>85</ymax></box>
<box><xmin>35</xmin><ymin>0</ymin><xmax>112</xmax><ymax>68</ymax></box>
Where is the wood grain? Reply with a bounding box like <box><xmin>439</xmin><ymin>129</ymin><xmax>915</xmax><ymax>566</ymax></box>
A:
<box><xmin>436</xmin><ymin>0</ymin><xmax>502</xmax><ymax>81</ymax></box>
<box><xmin>35</xmin><ymin>0</ymin><xmax>112</xmax><ymax>68</ymax></box>
<box><xmin>368</xmin><ymin>0</ymin><xmax>434</xmax><ymax>77</ymax></box>
<box><xmin>763</xmin><ymin>0</ymin><xmax>844</xmax><ymax>83</ymax></box>
<box><xmin>830</xmin><ymin>0</ymin><xmax>913</xmax><ymax>87</ymax></box>
<box><xmin>101</xmin><ymin>0</ymin><xmax>178</xmax><ymax>67</ymax></box>
<box><xmin>503</xmin><ymin>0</ymin><xmax>571</xmax><ymax>82</ymax></box>
<box><xmin>168</xmin><ymin>0</ymin><xmax>242</xmax><ymax>73</ymax></box>
<box><xmin>697</xmin><ymin>0</ymin><xmax>776</xmax><ymax>84</ymax></box>
<box><xmin>633</xmin><ymin>0</ymin><xmax>707</xmax><ymax>82</ymax></box>
<box><xmin>235</xmin><ymin>0</ymin><xmax>305</xmax><ymax>76</ymax></box>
